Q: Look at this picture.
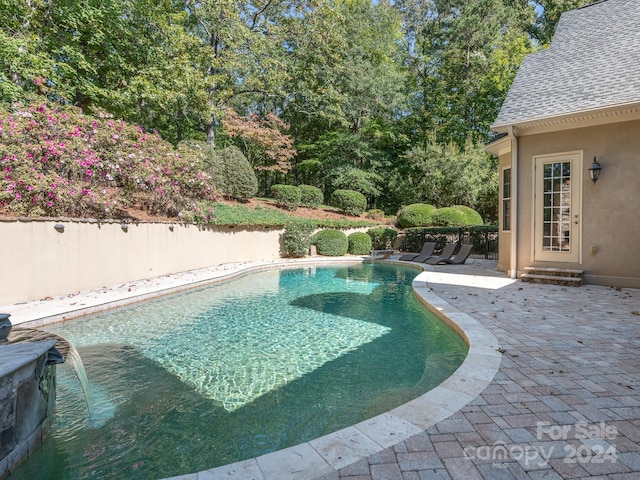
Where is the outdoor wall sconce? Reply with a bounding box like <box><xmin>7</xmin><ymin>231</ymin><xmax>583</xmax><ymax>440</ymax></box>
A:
<box><xmin>588</xmin><ymin>156</ymin><xmax>602</xmax><ymax>183</ymax></box>
<box><xmin>121</xmin><ymin>224</ymin><xmax>129</xmax><ymax>232</ymax></box>
<box><xmin>168</xmin><ymin>224</ymin><xmax>174</xmax><ymax>232</ymax></box>
<box><xmin>54</xmin><ymin>223</ymin><xmax>65</xmax><ymax>233</ymax></box>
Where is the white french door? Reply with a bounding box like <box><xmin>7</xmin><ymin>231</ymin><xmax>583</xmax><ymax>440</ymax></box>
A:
<box><xmin>534</xmin><ymin>152</ymin><xmax>582</xmax><ymax>263</ymax></box>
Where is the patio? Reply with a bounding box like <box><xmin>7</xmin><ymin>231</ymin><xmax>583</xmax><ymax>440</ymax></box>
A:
<box><xmin>323</xmin><ymin>259</ymin><xmax>640</xmax><ymax>480</ymax></box>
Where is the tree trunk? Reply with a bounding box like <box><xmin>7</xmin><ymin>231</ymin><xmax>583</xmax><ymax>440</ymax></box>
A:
<box><xmin>206</xmin><ymin>119</ymin><xmax>216</xmax><ymax>147</ymax></box>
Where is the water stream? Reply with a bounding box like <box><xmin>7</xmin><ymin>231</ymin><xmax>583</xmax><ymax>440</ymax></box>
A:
<box><xmin>6</xmin><ymin>328</ymin><xmax>93</xmax><ymax>417</ymax></box>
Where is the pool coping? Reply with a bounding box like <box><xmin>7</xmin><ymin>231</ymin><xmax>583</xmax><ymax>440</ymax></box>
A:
<box><xmin>4</xmin><ymin>257</ymin><xmax>502</xmax><ymax>480</ymax></box>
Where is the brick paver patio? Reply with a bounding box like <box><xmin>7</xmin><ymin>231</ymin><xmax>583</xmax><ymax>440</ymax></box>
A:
<box><xmin>322</xmin><ymin>261</ymin><xmax>640</xmax><ymax>480</ymax></box>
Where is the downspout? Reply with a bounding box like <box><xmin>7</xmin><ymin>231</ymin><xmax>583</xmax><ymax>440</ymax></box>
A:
<box><xmin>508</xmin><ymin>126</ymin><xmax>518</xmax><ymax>279</ymax></box>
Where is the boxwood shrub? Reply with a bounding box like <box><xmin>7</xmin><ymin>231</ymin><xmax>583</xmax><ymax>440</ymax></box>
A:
<box><xmin>348</xmin><ymin>232</ymin><xmax>372</xmax><ymax>255</ymax></box>
<box><xmin>299</xmin><ymin>185</ymin><xmax>324</xmax><ymax>209</ymax></box>
<box><xmin>397</xmin><ymin>203</ymin><xmax>437</xmax><ymax>228</ymax></box>
<box><xmin>453</xmin><ymin>205</ymin><xmax>483</xmax><ymax>225</ymax></box>
<box><xmin>367</xmin><ymin>227</ymin><xmax>398</xmax><ymax>250</ymax></box>
<box><xmin>430</xmin><ymin>207</ymin><xmax>468</xmax><ymax>226</ymax></box>
<box><xmin>311</xmin><ymin>229</ymin><xmax>348</xmax><ymax>256</ymax></box>
<box><xmin>271</xmin><ymin>184</ymin><xmax>301</xmax><ymax>211</ymax></box>
<box><xmin>283</xmin><ymin>220</ymin><xmax>318</xmax><ymax>257</ymax></box>
<box><xmin>330</xmin><ymin>189</ymin><xmax>367</xmax><ymax>216</ymax></box>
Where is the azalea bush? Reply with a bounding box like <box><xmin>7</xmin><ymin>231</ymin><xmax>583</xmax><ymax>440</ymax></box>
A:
<box><xmin>0</xmin><ymin>101</ymin><xmax>217</xmax><ymax>221</ymax></box>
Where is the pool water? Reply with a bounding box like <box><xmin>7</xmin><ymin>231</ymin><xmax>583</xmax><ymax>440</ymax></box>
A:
<box><xmin>9</xmin><ymin>264</ymin><xmax>467</xmax><ymax>479</ymax></box>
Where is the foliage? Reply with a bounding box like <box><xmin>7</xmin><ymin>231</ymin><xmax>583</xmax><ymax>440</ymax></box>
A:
<box><xmin>1</xmin><ymin>0</ymin><xmax>576</xmax><ymax>222</ymax></box>
<box><xmin>347</xmin><ymin>232</ymin><xmax>372</xmax><ymax>255</ymax></box>
<box><xmin>390</xmin><ymin>137</ymin><xmax>498</xmax><ymax>222</ymax></box>
<box><xmin>298</xmin><ymin>185</ymin><xmax>324</xmax><ymax>209</ymax></box>
<box><xmin>179</xmin><ymin>141</ymin><xmax>258</xmax><ymax>201</ymax></box>
<box><xmin>429</xmin><ymin>207</ymin><xmax>468</xmax><ymax>227</ymax></box>
<box><xmin>221</xmin><ymin>108</ymin><xmax>296</xmax><ymax>173</ymax></box>
<box><xmin>397</xmin><ymin>203</ymin><xmax>437</xmax><ymax>228</ymax></box>
<box><xmin>206</xmin><ymin>202</ymin><xmax>376</xmax><ymax>228</ymax></box>
<box><xmin>311</xmin><ymin>229</ymin><xmax>348</xmax><ymax>256</ymax></box>
<box><xmin>330</xmin><ymin>189</ymin><xmax>367</xmax><ymax>216</ymax></box>
<box><xmin>366</xmin><ymin>209</ymin><xmax>385</xmax><ymax>221</ymax></box>
<box><xmin>215</xmin><ymin>145</ymin><xmax>257</xmax><ymax>201</ymax></box>
<box><xmin>453</xmin><ymin>205</ymin><xmax>483</xmax><ymax>226</ymax></box>
<box><xmin>367</xmin><ymin>227</ymin><xmax>398</xmax><ymax>250</ymax></box>
<box><xmin>283</xmin><ymin>220</ymin><xmax>318</xmax><ymax>257</ymax></box>
<box><xmin>271</xmin><ymin>184</ymin><xmax>301</xmax><ymax>211</ymax></box>
<box><xmin>0</xmin><ymin>102</ymin><xmax>216</xmax><ymax>220</ymax></box>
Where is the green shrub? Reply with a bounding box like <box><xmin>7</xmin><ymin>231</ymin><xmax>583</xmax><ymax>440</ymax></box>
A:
<box><xmin>366</xmin><ymin>209</ymin><xmax>385</xmax><ymax>221</ymax></box>
<box><xmin>367</xmin><ymin>227</ymin><xmax>398</xmax><ymax>250</ymax></box>
<box><xmin>299</xmin><ymin>185</ymin><xmax>324</xmax><ymax>208</ymax></box>
<box><xmin>453</xmin><ymin>205</ymin><xmax>483</xmax><ymax>225</ymax></box>
<box><xmin>311</xmin><ymin>229</ymin><xmax>348</xmax><ymax>256</ymax></box>
<box><xmin>283</xmin><ymin>220</ymin><xmax>318</xmax><ymax>257</ymax></box>
<box><xmin>219</xmin><ymin>146</ymin><xmax>258</xmax><ymax>200</ymax></box>
<box><xmin>330</xmin><ymin>189</ymin><xmax>367</xmax><ymax>216</ymax></box>
<box><xmin>348</xmin><ymin>232</ymin><xmax>372</xmax><ymax>255</ymax></box>
<box><xmin>271</xmin><ymin>184</ymin><xmax>301</xmax><ymax>211</ymax></box>
<box><xmin>397</xmin><ymin>203</ymin><xmax>437</xmax><ymax>228</ymax></box>
<box><xmin>182</xmin><ymin>142</ymin><xmax>257</xmax><ymax>201</ymax></box>
<box><xmin>430</xmin><ymin>207</ymin><xmax>468</xmax><ymax>226</ymax></box>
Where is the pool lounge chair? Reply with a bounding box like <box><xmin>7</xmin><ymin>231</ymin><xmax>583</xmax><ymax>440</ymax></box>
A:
<box><xmin>424</xmin><ymin>243</ymin><xmax>456</xmax><ymax>265</ymax></box>
<box><xmin>432</xmin><ymin>243</ymin><xmax>473</xmax><ymax>265</ymax></box>
<box><xmin>398</xmin><ymin>242</ymin><xmax>436</xmax><ymax>261</ymax></box>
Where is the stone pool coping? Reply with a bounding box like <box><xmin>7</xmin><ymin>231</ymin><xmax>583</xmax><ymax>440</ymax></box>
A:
<box><xmin>1</xmin><ymin>257</ymin><xmax>502</xmax><ymax>480</ymax></box>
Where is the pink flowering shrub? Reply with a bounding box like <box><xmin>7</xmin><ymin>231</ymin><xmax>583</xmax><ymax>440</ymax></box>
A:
<box><xmin>0</xmin><ymin>102</ymin><xmax>217</xmax><ymax>221</ymax></box>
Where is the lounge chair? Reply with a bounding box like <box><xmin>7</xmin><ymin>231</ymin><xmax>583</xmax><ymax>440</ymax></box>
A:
<box><xmin>424</xmin><ymin>243</ymin><xmax>457</xmax><ymax>264</ymax></box>
<box><xmin>398</xmin><ymin>242</ymin><xmax>436</xmax><ymax>261</ymax></box>
<box><xmin>432</xmin><ymin>243</ymin><xmax>473</xmax><ymax>265</ymax></box>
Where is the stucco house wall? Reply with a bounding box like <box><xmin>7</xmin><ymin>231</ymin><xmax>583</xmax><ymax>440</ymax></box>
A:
<box><xmin>514</xmin><ymin>120</ymin><xmax>640</xmax><ymax>287</ymax></box>
<box><xmin>486</xmin><ymin>0</ymin><xmax>640</xmax><ymax>288</ymax></box>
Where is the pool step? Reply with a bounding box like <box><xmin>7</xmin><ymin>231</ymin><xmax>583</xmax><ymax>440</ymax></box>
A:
<box><xmin>521</xmin><ymin>267</ymin><xmax>584</xmax><ymax>287</ymax></box>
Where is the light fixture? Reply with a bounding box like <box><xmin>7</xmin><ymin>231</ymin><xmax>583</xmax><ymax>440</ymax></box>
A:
<box><xmin>54</xmin><ymin>223</ymin><xmax>64</xmax><ymax>233</ymax></box>
<box><xmin>168</xmin><ymin>224</ymin><xmax>174</xmax><ymax>232</ymax></box>
<box><xmin>588</xmin><ymin>156</ymin><xmax>602</xmax><ymax>184</ymax></box>
<box><xmin>121</xmin><ymin>224</ymin><xmax>129</xmax><ymax>232</ymax></box>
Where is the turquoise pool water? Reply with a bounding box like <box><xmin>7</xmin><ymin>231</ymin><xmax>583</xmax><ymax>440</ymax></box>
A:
<box><xmin>9</xmin><ymin>264</ymin><xmax>467</xmax><ymax>479</ymax></box>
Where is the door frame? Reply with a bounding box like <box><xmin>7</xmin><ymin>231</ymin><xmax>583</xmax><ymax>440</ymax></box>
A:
<box><xmin>532</xmin><ymin>151</ymin><xmax>583</xmax><ymax>264</ymax></box>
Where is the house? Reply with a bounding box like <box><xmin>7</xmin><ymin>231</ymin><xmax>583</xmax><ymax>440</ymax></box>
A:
<box><xmin>485</xmin><ymin>0</ymin><xmax>640</xmax><ymax>288</ymax></box>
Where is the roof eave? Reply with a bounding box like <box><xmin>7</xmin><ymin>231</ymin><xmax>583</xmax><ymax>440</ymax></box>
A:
<box><xmin>491</xmin><ymin>101</ymin><xmax>640</xmax><ymax>136</ymax></box>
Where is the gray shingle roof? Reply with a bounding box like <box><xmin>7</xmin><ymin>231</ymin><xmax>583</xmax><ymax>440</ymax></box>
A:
<box><xmin>492</xmin><ymin>0</ymin><xmax>640</xmax><ymax>129</ymax></box>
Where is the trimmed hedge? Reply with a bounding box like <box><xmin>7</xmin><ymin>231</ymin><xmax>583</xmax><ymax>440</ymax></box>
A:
<box><xmin>283</xmin><ymin>220</ymin><xmax>318</xmax><ymax>257</ymax></box>
<box><xmin>299</xmin><ymin>185</ymin><xmax>324</xmax><ymax>208</ymax></box>
<box><xmin>330</xmin><ymin>189</ymin><xmax>367</xmax><ymax>216</ymax></box>
<box><xmin>453</xmin><ymin>205</ymin><xmax>483</xmax><ymax>225</ymax></box>
<box><xmin>397</xmin><ymin>203</ymin><xmax>437</xmax><ymax>228</ymax></box>
<box><xmin>348</xmin><ymin>232</ymin><xmax>372</xmax><ymax>255</ymax></box>
<box><xmin>430</xmin><ymin>207</ymin><xmax>467</xmax><ymax>226</ymax></box>
<box><xmin>311</xmin><ymin>229</ymin><xmax>349</xmax><ymax>256</ymax></box>
<box><xmin>271</xmin><ymin>184</ymin><xmax>301</xmax><ymax>211</ymax></box>
<box><xmin>367</xmin><ymin>227</ymin><xmax>398</xmax><ymax>250</ymax></box>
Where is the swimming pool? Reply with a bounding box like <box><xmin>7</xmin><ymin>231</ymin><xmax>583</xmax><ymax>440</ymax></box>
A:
<box><xmin>9</xmin><ymin>263</ymin><xmax>468</xmax><ymax>479</ymax></box>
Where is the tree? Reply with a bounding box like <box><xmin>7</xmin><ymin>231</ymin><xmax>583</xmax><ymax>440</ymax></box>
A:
<box><xmin>529</xmin><ymin>0</ymin><xmax>599</xmax><ymax>45</ymax></box>
<box><xmin>404</xmin><ymin>0</ymin><xmax>535</xmax><ymax>145</ymax></box>
<box><xmin>389</xmin><ymin>136</ymin><xmax>498</xmax><ymax>222</ymax></box>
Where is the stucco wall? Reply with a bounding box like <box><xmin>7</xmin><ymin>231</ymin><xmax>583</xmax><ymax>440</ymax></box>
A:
<box><xmin>515</xmin><ymin>119</ymin><xmax>640</xmax><ymax>287</ymax></box>
<box><xmin>0</xmin><ymin>220</ymin><xmax>284</xmax><ymax>305</ymax></box>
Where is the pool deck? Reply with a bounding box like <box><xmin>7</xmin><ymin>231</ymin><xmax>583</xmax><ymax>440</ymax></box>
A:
<box><xmin>2</xmin><ymin>257</ymin><xmax>639</xmax><ymax>479</ymax></box>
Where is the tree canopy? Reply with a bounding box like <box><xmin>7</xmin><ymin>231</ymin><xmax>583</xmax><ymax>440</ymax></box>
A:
<box><xmin>1</xmin><ymin>0</ymin><xmax>589</xmax><ymax>223</ymax></box>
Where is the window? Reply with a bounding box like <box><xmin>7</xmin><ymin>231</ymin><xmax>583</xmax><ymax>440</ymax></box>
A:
<box><xmin>502</xmin><ymin>167</ymin><xmax>511</xmax><ymax>231</ymax></box>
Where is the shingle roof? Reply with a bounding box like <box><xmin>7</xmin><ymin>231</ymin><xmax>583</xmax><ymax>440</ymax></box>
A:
<box><xmin>492</xmin><ymin>0</ymin><xmax>640</xmax><ymax>129</ymax></box>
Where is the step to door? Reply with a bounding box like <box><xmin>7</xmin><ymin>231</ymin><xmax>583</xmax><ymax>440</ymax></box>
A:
<box><xmin>521</xmin><ymin>267</ymin><xmax>584</xmax><ymax>286</ymax></box>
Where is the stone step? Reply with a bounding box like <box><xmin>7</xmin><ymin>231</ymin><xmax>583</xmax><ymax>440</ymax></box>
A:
<box><xmin>524</xmin><ymin>266</ymin><xmax>584</xmax><ymax>278</ymax></box>
<box><xmin>521</xmin><ymin>273</ymin><xmax>583</xmax><ymax>287</ymax></box>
